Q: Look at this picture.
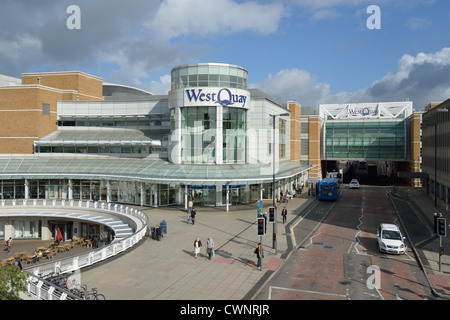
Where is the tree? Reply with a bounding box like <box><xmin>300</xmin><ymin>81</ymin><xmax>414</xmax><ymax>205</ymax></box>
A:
<box><xmin>0</xmin><ymin>266</ymin><xmax>29</xmax><ymax>300</ymax></box>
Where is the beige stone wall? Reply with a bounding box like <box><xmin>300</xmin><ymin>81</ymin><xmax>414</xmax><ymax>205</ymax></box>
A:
<box><xmin>0</xmin><ymin>71</ymin><xmax>103</xmax><ymax>154</ymax></box>
<box><xmin>308</xmin><ymin>115</ymin><xmax>322</xmax><ymax>178</ymax></box>
<box><xmin>288</xmin><ymin>101</ymin><xmax>301</xmax><ymax>164</ymax></box>
<box><xmin>409</xmin><ymin>112</ymin><xmax>422</xmax><ymax>187</ymax></box>
<box><xmin>22</xmin><ymin>71</ymin><xmax>103</xmax><ymax>101</ymax></box>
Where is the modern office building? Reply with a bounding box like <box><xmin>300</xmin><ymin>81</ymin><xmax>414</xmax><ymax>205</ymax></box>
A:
<box><xmin>0</xmin><ymin>63</ymin><xmax>315</xmax><ymax>239</ymax></box>
<box><xmin>422</xmin><ymin>99</ymin><xmax>450</xmax><ymax>210</ymax></box>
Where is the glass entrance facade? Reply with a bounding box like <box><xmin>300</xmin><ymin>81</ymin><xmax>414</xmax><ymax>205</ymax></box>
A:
<box><xmin>325</xmin><ymin>121</ymin><xmax>405</xmax><ymax>159</ymax></box>
<box><xmin>181</xmin><ymin>106</ymin><xmax>217</xmax><ymax>163</ymax></box>
<box><xmin>223</xmin><ymin>107</ymin><xmax>246</xmax><ymax>163</ymax></box>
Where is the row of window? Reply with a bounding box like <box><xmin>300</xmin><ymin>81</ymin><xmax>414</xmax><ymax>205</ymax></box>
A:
<box><xmin>0</xmin><ymin>179</ymin><xmax>179</xmax><ymax>207</ymax></box>
<box><xmin>0</xmin><ymin>178</ymin><xmax>298</xmax><ymax>207</ymax></box>
<box><xmin>171</xmin><ymin>64</ymin><xmax>248</xmax><ymax>90</ymax></box>
<box><xmin>180</xmin><ymin>106</ymin><xmax>247</xmax><ymax>163</ymax></box>
<box><xmin>172</xmin><ymin>74</ymin><xmax>247</xmax><ymax>90</ymax></box>
<box><xmin>58</xmin><ymin>118</ymin><xmax>170</xmax><ymax>128</ymax></box>
<box><xmin>35</xmin><ymin>145</ymin><xmax>167</xmax><ymax>156</ymax></box>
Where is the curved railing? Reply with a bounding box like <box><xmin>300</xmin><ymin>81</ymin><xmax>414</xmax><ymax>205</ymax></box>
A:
<box><xmin>0</xmin><ymin>199</ymin><xmax>148</xmax><ymax>300</ymax></box>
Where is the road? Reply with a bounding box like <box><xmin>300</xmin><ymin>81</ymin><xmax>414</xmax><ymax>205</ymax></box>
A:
<box><xmin>254</xmin><ymin>186</ymin><xmax>434</xmax><ymax>300</ymax></box>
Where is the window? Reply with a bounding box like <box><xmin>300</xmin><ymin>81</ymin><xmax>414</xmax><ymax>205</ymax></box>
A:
<box><xmin>181</xmin><ymin>106</ymin><xmax>217</xmax><ymax>163</ymax></box>
<box><xmin>279</xmin><ymin>118</ymin><xmax>287</xmax><ymax>159</ymax></box>
<box><xmin>42</xmin><ymin>103</ymin><xmax>50</xmax><ymax>115</ymax></box>
<box><xmin>223</xmin><ymin>107</ymin><xmax>246</xmax><ymax>163</ymax></box>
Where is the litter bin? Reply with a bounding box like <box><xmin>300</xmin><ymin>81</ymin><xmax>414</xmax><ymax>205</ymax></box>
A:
<box><xmin>160</xmin><ymin>220</ymin><xmax>167</xmax><ymax>234</ymax></box>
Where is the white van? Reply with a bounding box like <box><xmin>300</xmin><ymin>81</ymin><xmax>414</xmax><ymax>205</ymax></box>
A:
<box><xmin>376</xmin><ymin>223</ymin><xmax>406</xmax><ymax>254</ymax></box>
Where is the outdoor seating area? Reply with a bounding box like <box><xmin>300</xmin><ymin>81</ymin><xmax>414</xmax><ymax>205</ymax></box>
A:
<box><xmin>1</xmin><ymin>237</ymin><xmax>95</xmax><ymax>268</ymax></box>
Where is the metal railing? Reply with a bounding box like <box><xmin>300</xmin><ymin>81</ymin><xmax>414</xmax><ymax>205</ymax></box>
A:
<box><xmin>0</xmin><ymin>199</ymin><xmax>148</xmax><ymax>300</ymax></box>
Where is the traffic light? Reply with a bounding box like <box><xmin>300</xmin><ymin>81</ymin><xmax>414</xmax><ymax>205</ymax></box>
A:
<box><xmin>257</xmin><ymin>217</ymin><xmax>266</xmax><ymax>236</ymax></box>
<box><xmin>268</xmin><ymin>207</ymin><xmax>275</xmax><ymax>223</ymax></box>
<box><xmin>437</xmin><ymin>217</ymin><xmax>447</xmax><ymax>237</ymax></box>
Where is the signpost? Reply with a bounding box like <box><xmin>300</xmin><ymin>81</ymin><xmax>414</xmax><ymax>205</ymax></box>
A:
<box><xmin>434</xmin><ymin>213</ymin><xmax>447</xmax><ymax>272</ymax></box>
<box><xmin>257</xmin><ymin>200</ymin><xmax>264</xmax><ymax>271</ymax></box>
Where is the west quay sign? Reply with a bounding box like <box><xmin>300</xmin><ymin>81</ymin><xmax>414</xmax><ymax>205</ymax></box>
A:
<box><xmin>347</xmin><ymin>105</ymin><xmax>378</xmax><ymax>117</ymax></box>
<box><xmin>184</xmin><ymin>87</ymin><xmax>250</xmax><ymax>108</ymax></box>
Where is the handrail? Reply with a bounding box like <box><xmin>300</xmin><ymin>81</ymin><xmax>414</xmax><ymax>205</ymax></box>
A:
<box><xmin>0</xmin><ymin>198</ymin><xmax>148</xmax><ymax>300</ymax></box>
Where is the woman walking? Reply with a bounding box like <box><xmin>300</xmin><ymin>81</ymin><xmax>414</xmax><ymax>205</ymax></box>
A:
<box><xmin>194</xmin><ymin>236</ymin><xmax>202</xmax><ymax>259</ymax></box>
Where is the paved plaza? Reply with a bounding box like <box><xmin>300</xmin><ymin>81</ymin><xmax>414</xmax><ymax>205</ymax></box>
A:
<box><xmin>78</xmin><ymin>193</ymin><xmax>313</xmax><ymax>300</ymax></box>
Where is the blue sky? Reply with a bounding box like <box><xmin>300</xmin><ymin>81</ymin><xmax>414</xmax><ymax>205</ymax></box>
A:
<box><xmin>1</xmin><ymin>0</ymin><xmax>449</xmax><ymax>111</ymax></box>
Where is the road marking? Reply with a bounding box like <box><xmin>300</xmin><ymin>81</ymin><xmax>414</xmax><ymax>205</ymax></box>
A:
<box><xmin>290</xmin><ymin>201</ymin><xmax>336</xmax><ymax>249</ymax></box>
<box><xmin>353</xmin><ymin>189</ymin><xmax>365</xmax><ymax>254</ymax></box>
<box><xmin>268</xmin><ymin>286</ymin><xmax>347</xmax><ymax>300</ymax></box>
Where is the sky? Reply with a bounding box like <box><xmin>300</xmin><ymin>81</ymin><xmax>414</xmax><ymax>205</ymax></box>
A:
<box><xmin>1</xmin><ymin>0</ymin><xmax>449</xmax><ymax>112</ymax></box>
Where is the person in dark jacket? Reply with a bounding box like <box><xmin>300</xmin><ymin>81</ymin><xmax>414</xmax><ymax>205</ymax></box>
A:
<box><xmin>254</xmin><ymin>243</ymin><xmax>263</xmax><ymax>270</ymax></box>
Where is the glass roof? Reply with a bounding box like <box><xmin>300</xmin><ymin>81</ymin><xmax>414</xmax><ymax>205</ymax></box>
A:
<box><xmin>0</xmin><ymin>157</ymin><xmax>310</xmax><ymax>185</ymax></box>
<box><xmin>35</xmin><ymin>130</ymin><xmax>167</xmax><ymax>145</ymax></box>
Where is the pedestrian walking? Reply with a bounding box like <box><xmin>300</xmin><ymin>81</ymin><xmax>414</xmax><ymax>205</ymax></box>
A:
<box><xmin>281</xmin><ymin>206</ymin><xmax>287</xmax><ymax>224</ymax></box>
<box><xmin>194</xmin><ymin>236</ymin><xmax>202</xmax><ymax>258</ymax></box>
<box><xmin>188</xmin><ymin>199</ymin><xmax>193</xmax><ymax>214</ymax></box>
<box><xmin>6</xmin><ymin>237</ymin><xmax>11</xmax><ymax>254</ymax></box>
<box><xmin>254</xmin><ymin>242</ymin><xmax>263</xmax><ymax>270</ymax></box>
<box><xmin>191</xmin><ymin>208</ymin><xmax>196</xmax><ymax>225</ymax></box>
<box><xmin>206</xmin><ymin>236</ymin><xmax>215</xmax><ymax>260</ymax></box>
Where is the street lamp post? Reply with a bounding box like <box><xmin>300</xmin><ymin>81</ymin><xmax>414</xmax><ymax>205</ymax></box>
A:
<box><xmin>271</xmin><ymin>112</ymin><xmax>290</xmax><ymax>255</ymax></box>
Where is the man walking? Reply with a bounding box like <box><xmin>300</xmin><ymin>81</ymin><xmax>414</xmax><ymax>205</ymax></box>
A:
<box><xmin>191</xmin><ymin>207</ymin><xmax>196</xmax><ymax>225</ymax></box>
<box><xmin>206</xmin><ymin>236</ymin><xmax>215</xmax><ymax>260</ymax></box>
<box><xmin>254</xmin><ymin>242</ymin><xmax>263</xmax><ymax>270</ymax></box>
<box><xmin>281</xmin><ymin>206</ymin><xmax>287</xmax><ymax>224</ymax></box>
<box><xmin>188</xmin><ymin>199</ymin><xmax>193</xmax><ymax>214</ymax></box>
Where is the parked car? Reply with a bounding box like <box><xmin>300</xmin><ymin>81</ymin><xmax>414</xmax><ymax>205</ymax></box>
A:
<box><xmin>349</xmin><ymin>179</ymin><xmax>360</xmax><ymax>189</ymax></box>
<box><xmin>376</xmin><ymin>223</ymin><xmax>406</xmax><ymax>254</ymax></box>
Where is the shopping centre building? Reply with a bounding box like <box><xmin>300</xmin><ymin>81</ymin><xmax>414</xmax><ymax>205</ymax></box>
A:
<box><xmin>2</xmin><ymin>61</ymin><xmax>442</xmax><ymax>242</ymax></box>
<box><xmin>0</xmin><ymin>63</ymin><xmax>324</xmax><ymax>240</ymax></box>
<box><xmin>319</xmin><ymin>102</ymin><xmax>424</xmax><ymax>187</ymax></box>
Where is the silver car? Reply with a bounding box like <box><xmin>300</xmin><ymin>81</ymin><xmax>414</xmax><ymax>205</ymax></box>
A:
<box><xmin>349</xmin><ymin>179</ymin><xmax>360</xmax><ymax>189</ymax></box>
<box><xmin>377</xmin><ymin>223</ymin><xmax>406</xmax><ymax>254</ymax></box>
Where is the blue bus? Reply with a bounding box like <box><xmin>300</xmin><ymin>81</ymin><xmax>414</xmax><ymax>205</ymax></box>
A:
<box><xmin>318</xmin><ymin>177</ymin><xmax>341</xmax><ymax>201</ymax></box>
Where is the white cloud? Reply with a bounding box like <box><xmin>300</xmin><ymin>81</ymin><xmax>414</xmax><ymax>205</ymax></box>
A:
<box><xmin>251</xmin><ymin>68</ymin><xmax>331</xmax><ymax>107</ymax></box>
<box><xmin>253</xmin><ymin>48</ymin><xmax>450</xmax><ymax>111</ymax></box>
<box><xmin>0</xmin><ymin>34</ymin><xmax>42</xmax><ymax>60</ymax></box>
<box><xmin>405</xmin><ymin>17</ymin><xmax>432</xmax><ymax>31</ymax></box>
<box><xmin>145</xmin><ymin>74</ymin><xmax>172</xmax><ymax>95</ymax></box>
<box><xmin>310</xmin><ymin>9</ymin><xmax>341</xmax><ymax>21</ymax></box>
<box><xmin>146</xmin><ymin>0</ymin><xmax>286</xmax><ymax>39</ymax></box>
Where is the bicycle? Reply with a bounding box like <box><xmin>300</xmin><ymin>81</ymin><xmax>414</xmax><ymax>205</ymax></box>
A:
<box><xmin>69</xmin><ymin>283</ymin><xmax>87</xmax><ymax>299</ymax></box>
<box><xmin>83</xmin><ymin>287</ymin><xmax>106</xmax><ymax>300</ymax></box>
